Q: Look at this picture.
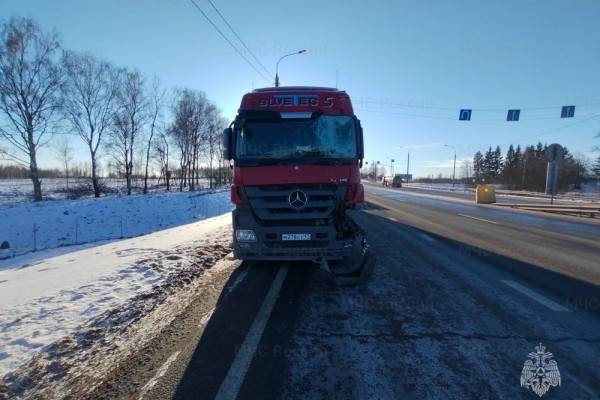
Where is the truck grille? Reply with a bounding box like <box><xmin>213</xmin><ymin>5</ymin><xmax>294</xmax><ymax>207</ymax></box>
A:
<box><xmin>244</xmin><ymin>183</ymin><xmax>346</xmax><ymax>222</ymax></box>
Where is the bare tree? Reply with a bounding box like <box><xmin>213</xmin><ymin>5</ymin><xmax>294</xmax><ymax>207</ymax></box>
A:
<box><xmin>0</xmin><ymin>18</ymin><xmax>62</xmax><ymax>201</ymax></box>
<box><xmin>169</xmin><ymin>91</ymin><xmax>192</xmax><ymax>192</ymax></box>
<box><xmin>61</xmin><ymin>50</ymin><xmax>119</xmax><ymax>197</ymax></box>
<box><xmin>169</xmin><ymin>88</ymin><xmax>205</xmax><ymax>192</ymax></box>
<box><xmin>154</xmin><ymin>131</ymin><xmax>170</xmax><ymax>190</ymax></box>
<box><xmin>108</xmin><ymin>69</ymin><xmax>147</xmax><ymax>195</ymax></box>
<box><xmin>54</xmin><ymin>136</ymin><xmax>74</xmax><ymax>191</ymax></box>
<box><xmin>215</xmin><ymin>116</ymin><xmax>229</xmax><ymax>186</ymax></box>
<box><xmin>189</xmin><ymin>93</ymin><xmax>207</xmax><ymax>191</ymax></box>
<box><xmin>205</xmin><ymin>106</ymin><xmax>225</xmax><ymax>188</ymax></box>
<box><xmin>143</xmin><ymin>76</ymin><xmax>165</xmax><ymax>194</ymax></box>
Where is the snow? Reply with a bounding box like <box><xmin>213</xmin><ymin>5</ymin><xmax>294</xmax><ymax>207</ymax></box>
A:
<box><xmin>0</xmin><ymin>178</ymin><xmax>212</xmax><ymax>205</ymax></box>
<box><xmin>0</xmin><ymin>212</ymin><xmax>232</xmax><ymax>379</ymax></box>
<box><xmin>0</xmin><ymin>189</ymin><xmax>232</xmax><ymax>259</ymax></box>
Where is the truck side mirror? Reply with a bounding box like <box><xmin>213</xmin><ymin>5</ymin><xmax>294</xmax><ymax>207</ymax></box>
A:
<box><xmin>222</xmin><ymin>127</ymin><xmax>232</xmax><ymax>160</ymax></box>
<box><xmin>355</xmin><ymin>118</ymin><xmax>364</xmax><ymax>160</ymax></box>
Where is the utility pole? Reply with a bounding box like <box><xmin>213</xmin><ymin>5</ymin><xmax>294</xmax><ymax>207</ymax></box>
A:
<box><xmin>452</xmin><ymin>152</ymin><xmax>457</xmax><ymax>189</ymax></box>
<box><xmin>545</xmin><ymin>144</ymin><xmax>564</xmax><ymax>205</ymax></box>
<box><xmin>444</xmin><ymin>144</ymin><xmax>457</xmax><ymax>190</ymax></box>
<box><xmin>521</xmin><ymin>155</ymin><xmax>527</xmax><ymax>188</ymax></box>
<box><xmin>406</xmin><ymin>151</ymin><xmax>410</xmax><ymax>184</ymax></box>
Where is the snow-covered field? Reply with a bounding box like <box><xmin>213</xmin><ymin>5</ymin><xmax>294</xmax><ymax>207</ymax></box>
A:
<box><xmin>0</xmin><ymin>178</ymin><xmax>212</xmax><ymax>205</ymax></box>
<box><xmin>0</xmin><ymin>189</ymin><xmax>232</xmax><ymax>259</ymax></box>
<box><xmin>0</xmin><ymin>186</ymin><xmax>236</xmax><ymax>397</ymax></box>
<box><xmin>0</xmin><ymin>212</ymin><xmax>234</xmax><ymax>395</ymax></box>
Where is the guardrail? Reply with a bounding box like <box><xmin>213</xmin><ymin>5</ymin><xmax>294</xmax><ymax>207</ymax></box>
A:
<box><xmin>494</xmin><ymin>203</ymin><xmax>600</xmax><ymax>218</ymax></box>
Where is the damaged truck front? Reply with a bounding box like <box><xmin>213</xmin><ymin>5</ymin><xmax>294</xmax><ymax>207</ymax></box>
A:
<box><xmin>222</xmin><ymin>86</ymin><xmax>375</xmax><ymax>284</ymax></box>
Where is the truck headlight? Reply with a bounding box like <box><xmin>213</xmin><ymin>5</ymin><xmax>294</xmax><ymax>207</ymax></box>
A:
<box><xmin>236</xmin><ymin>229</ymin><xmax>257</xmax><ymax>242</ymax></box>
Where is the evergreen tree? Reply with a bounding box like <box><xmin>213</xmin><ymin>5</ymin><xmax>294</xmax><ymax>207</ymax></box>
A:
<box><xmin>535</xmin><ymin>142</ymin><xmax>545</xmax><ymax>159</ymax></box>
<box><xmin>473</xmin><ymin>151</ymin><xmax>484</xmax><ymax>179</ymax></box>
<box><xmin>513</xmin><ymin>145</ymin><xmax>523</xmax><ymax>166</ymax></box>
<box><xmin>504</xmin><ymin>145</ymin><xmax>515</xmax><ymax>170</ymax></box>
<box><xmin>502</xmin><ymin>144</ymin><xmax>516</xmax><ymax>184</ymax></box>
<box><xmin>483</xmin><ymin>146</ymin><xmax>494</xmax><ymax>179</ymax></box>
<box><xmin>486</xmin><ymin>146</ymin><xmax>502</xmax><ymax>180</ymax></box>
<box><xmin>473</xmin><ymin>142</ymin><xmax>587</xmax><ymax>190</ymax></box>
<box><xmin>592</xmin><ymin>155</ymin><xmax>600</xmax><ymax>177</ymax></box>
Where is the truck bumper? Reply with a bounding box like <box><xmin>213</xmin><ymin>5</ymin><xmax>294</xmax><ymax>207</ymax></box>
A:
<box><xmin>232</xmin><ymin>208</ymin><xmax>355</xmax><ymax>261</ymax></box>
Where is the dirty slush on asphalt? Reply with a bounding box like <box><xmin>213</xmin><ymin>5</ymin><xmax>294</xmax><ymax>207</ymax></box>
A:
<box><xmin>0</xmin><ymin>225</ymin><xmax>235</xmax><ymax>400</ymax></box>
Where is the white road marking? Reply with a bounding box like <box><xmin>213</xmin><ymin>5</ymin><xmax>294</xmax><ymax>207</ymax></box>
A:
<box><xmin>138</xmin><ymin>351</ymin><xmax>181</xmax><ymax>400</ymax></box>
<box><xmin>458</xmin><ymin>213</ymin><xmax>499</xmax><ymax>225</ymax></box>
<box><xmin>214</xmin><ymin>265</ymin><xmax>289</xmax><ymax>400</ymax></box>
<box><xmin>419</xmin><ymin>233</ymin><xmax>437</xmax><ymax>243</ymax></box>
<box><xmin>501</xmin><ymin>280</ymin><xmax>570</xmax><ymax>312</ymax></box>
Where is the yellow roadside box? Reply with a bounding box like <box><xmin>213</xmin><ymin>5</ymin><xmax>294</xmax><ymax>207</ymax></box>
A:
<box><xmin>476</xmin><ymin>184</ymin><xmax>496</xmax><ymax>204</ymax></box>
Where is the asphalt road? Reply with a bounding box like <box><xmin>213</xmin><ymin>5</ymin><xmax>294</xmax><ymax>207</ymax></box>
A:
<box><xmin>392</xmin><ymin>183</ymin><xmax>599</xmax><ymax>206</ymax></box>
<box><xmin>90</xmin><ymin>186</ymin><xmax>600</xmax><ymax>400</ymax></box>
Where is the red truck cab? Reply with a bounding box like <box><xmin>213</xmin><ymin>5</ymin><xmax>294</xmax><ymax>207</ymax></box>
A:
<box><xmin>222</xmin><ymin>86</ymin><xmax>365</xmax><ymax>261</ymax></box>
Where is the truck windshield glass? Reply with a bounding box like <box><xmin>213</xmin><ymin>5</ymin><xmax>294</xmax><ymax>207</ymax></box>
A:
<box><xmin>235</xmin><ymin>115</ymin><xmax>357</xmax><ymax>160</ymax></box>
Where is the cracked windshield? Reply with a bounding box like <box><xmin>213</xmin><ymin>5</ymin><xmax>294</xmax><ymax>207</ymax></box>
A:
<box><xmin>0</xmin><ymin>1</ymin><xmax>599</xmax><ymax>400</ymax></box>
<box><xmin>236</xmin><ymin>116</ymin><xmax>357</xmax><ymax>160</ymax></box>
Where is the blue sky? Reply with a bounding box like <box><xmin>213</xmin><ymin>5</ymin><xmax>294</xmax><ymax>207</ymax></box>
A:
<box><xmin>2</xmin><ymin>0</ymin><xmax>600</xmax><ymax>177</ymax></box>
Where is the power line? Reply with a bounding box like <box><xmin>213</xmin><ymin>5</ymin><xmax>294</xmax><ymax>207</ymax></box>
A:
<box><xmin>187</xmin><ymin>0</ymin><xmax>271</xmax><ymax>82</ymax></box>
<box><xmin>206</xmin><ymin>0</ymin><xmax>273</xmax><ymax>79</ymax></box>
<box><xmin>356</xmin><ymin>108</ymin><xmax>456</xmax><ymax>120</ymax></box>
<box><xmin>503</xmin><ymin>112</ymin><xmax>600</xmax><ymax>145</ymax></box>
<box><xmin>355</xmin><ymin>98</ymin><xmax>600</xmax><ymax>112</ymax></box>
<box><xmin>358</xmin><ymin>107</ymin><xmax>600</xmax><ymax>148</ymax></box>
<box><xmin>356</xmin><ymin>107</ymin><xmax>600</xmax><ymax>122</ymax></box>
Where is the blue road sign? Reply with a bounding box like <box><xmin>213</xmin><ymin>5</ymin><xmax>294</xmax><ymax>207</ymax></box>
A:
<box><xmin>561</xmin><ymin>105</ymin><xmax>575</xmax><ymax>118</ymax></box>
<box><xmin>459</xmin><ymin>109</ymin><xmax>472</xmax><ymax>121</ymax></box>
<box><xmin>507</xmin><ymin>109</ymin><xmax>520</xmax><ymax>121</ymax></box>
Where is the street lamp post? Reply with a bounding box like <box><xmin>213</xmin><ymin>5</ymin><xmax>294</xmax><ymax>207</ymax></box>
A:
<box><xmin>444</xmin><ymin>144</ymin><xmax>457</xmax><ymax>190</ymax></box>
<box><xmin>275</xmin><ymin>49</ymin><xmax>307</xmax><ymax>87</ymax></box>
<box><xmin>406</xmin><ymin>151</ymin><xmax>410</xmax><ymax>184</ymax></box>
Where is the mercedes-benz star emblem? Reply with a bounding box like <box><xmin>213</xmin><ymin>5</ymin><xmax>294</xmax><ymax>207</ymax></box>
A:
<box><xmin>288</xmin><ymin>190</ymin><xmax>308</xmax><ymax>210</ymax></box>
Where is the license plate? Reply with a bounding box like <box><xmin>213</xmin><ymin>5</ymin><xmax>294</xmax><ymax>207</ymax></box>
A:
<box><xmin>281</xmin><ymin>233</ymin><xmax>311</xmax><ymax>241</ymax></box>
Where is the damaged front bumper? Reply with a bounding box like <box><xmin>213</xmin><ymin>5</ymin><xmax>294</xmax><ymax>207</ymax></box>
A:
<box><xmin>232</xmin><ymin>208</ymin><xmax>357</xmax><ymax>261</ymax></box>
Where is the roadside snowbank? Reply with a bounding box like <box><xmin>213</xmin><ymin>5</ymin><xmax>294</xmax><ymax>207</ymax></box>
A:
<box><xmin>0</xmin><ymin>190</ymin><xmax>232</xmax><ymax>259</ymax></box>
<box><xmin>0</xmin><ymin>213</ymin><xmax>232</xmax><ymax>381</ymax></box>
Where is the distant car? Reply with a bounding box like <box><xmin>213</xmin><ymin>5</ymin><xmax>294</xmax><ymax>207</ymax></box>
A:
<box><xmin>391</xmin><ymin>175</ymin><xmax>403</xmax><ymax>188</ymax></box>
